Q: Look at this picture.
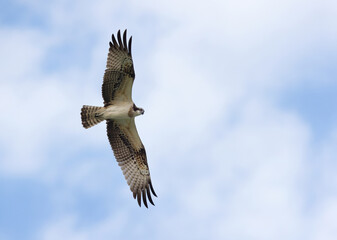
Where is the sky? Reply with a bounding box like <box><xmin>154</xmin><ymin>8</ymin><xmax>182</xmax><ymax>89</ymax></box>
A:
<box><xmin>0</xmin><ymin>0</ymin><xmax>337</xmax><ymax>239</ymax></box>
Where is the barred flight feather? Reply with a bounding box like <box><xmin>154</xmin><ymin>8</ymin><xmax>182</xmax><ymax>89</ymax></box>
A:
<box><xmin>106</xmin><ymin>119</ymin><xmax>157</xmax><ymax>207</ymax></box>
<box><xmin>81</xmin><ymin>30</ymin><xmax>156</xmax><ymax>208</ymax></box>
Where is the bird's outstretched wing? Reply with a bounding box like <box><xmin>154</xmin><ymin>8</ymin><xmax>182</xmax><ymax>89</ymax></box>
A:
<box><xmin>107</xmin><ymin>119</ymin><xmax>157</xmax><ymax>207</ymax></box>
<box><xmin>102</xmin><ymin>30</ymin><xmax>135</xmax><ymax>105</ymax></box>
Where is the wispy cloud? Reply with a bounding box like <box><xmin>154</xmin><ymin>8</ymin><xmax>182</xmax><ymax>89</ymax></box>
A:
<box><xmin>0</xmin><ymin>0</ymin><xmax>336</xmax><ymax>239</ymax></box>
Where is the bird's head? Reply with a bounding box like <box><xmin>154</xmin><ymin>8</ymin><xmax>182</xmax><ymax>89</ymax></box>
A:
<box><xmin>136</xmin><ymin>107</ymin><xmax>145</xmax><ymax>116</ymax></box>
<box><xmin>132</xmin><ymin>104</ymin><xmax>144</xmax><ymax>117</ymax></box>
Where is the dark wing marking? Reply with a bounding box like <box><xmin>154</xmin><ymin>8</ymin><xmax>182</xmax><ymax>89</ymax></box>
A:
<box><xmin>106</xmin><ymin>30</ymin><xmax>133</xmax><ymax>69</ymax></box>
<box><xmin>107</xmin><ymin>119</ymin><xmax>157</xmax><ymax>208</ymax></box>
<box><xmin>102</xmin><ymin>71</ymin><xmax>131</xmax><ymax>105</ymax></box>
<box><xmin>103</xmin><ymin>30</ymin><xmax>135</xmax><ymax>105</ymax></box>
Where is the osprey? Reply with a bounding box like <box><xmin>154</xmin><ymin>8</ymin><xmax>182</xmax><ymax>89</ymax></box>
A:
<box><xmin>81</xmin><ymin>30</ymin><xmax>157</xmax><ymax>208</ymax></box>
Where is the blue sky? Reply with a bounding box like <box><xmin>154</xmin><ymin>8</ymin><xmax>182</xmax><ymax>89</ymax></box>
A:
<box><xmin>0</xmin><ymin>0</ymin><xmax>337</xmax><ymax>239</ymax></box>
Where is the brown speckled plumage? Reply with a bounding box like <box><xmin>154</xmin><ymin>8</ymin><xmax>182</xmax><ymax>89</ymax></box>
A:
<box><xmin>80</xmin><ymin>30</ymin><xmax>157</xmax><ymax>208</ymax></box>
<box><xmin>81</xmin><ymin>105</ymin><xmax>104</xmax><ymax>129</ymax></box>
<box><xmin>103</xmin><ymin>30</ymin><xmax>135</xmax><ymax>104</ymax></box>
<box><xmin>107</xmin><ymin>119</ymin><xmax>157</xmax><ymax>207</ymax></box>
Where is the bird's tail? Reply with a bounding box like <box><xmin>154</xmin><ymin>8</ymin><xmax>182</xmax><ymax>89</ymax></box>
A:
<box><xmin>81</xmin><ymin>105</ymin><xmax>105</xmax><ymax>129</ymax></box>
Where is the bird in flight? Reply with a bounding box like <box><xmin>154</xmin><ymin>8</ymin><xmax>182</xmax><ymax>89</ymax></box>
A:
<box><xmin>81</xmin><ymin>30</ymin><xmax>157</xmax><ymax>208</ymax></box>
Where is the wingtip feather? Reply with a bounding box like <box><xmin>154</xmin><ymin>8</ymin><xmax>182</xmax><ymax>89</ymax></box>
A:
<box><xmin>109</xmin><ymin>30</ymin><xmax>132</xmax><ymax>56</ymax></box>
<box><xmin>137</xmin><ymin>191</ymin><xmax>141</xmax><ymax>207</ymax></box>
<box><xmin>111</xmin><ymin>33</ymin><xmax>118</xmax><ymax>48</ymax></box>
<box><xmin>146</xmin><ymin>186</ymin><xmax>155</xmax><ymax>206</ymax></box>
<box><xmin>123</xmin><ymin>30</ymin><xmax>128</xmax><ymax>51</ymax></box>
<box><xmin>142</xmin><ymin>189</ymin><xmax>148</xmax><ymax>208</ymax></box>
<box><xmin>128</xmin><ymin>36</ymin><xmax>132</xmax><ymax>56</ymax></box>
<box><xmin>117</xmin><ymin>30</ymin><xmax>123</xmax><ymax>50</ymax></box>
<box><xmin>149</xmin><ymin>181</ymin><xmax>157</xmax><ymax>197</ymax></box>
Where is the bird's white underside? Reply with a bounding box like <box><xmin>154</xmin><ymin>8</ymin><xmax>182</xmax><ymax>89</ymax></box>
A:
<box><xmin>101</xmin><ymin>101</ymin><xmax>133</xmax><ymax>120</ymax></box>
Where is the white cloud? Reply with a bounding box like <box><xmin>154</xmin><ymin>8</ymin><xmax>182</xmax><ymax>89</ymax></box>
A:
<box><xmin>0</xmin><ymin>23</ymin><xmax>108</xmax><ymax>176</ymax></box>
<box><xmin>38</xmin><ymin>212</ymin><xmax>128</xmax><ymax>240</ymax></box>
<box><xmin>312</xmin><ymin>198</ymin><xmax>337</xmax><ymax>240</ymax></box>
<box><xmin>1</xmin><ymin>0</ymin><xmax>337</xmax><ymax>239</ymax></box>
<box><xmin>149</xmin><ymin>100</ymin><xmax>309</xmax><ymax>240</ymax></box>
<box><xmin>308</xmin><ymin>127</ymin><xmax>337</xmax><ymax>239</ymax></box>
<box><xmin>0</xmin><ymin>28</ymin><xmax>50</xmax><ymax>175</ymax></box>
<box><xmin>0</xmin><ymin>28</ymin><xmax>49</xmax><ymax>81</ymax></box>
